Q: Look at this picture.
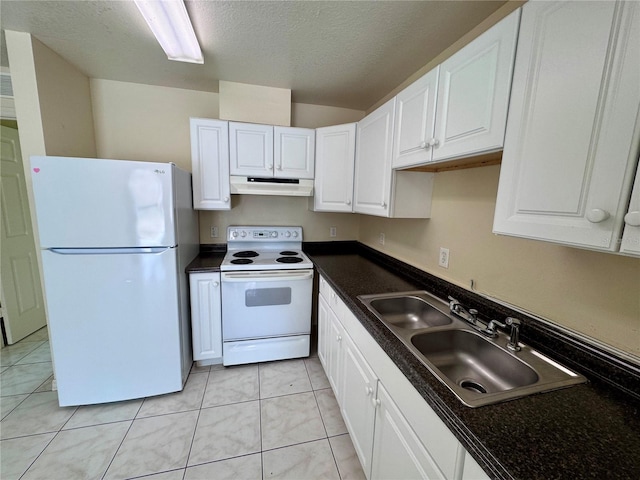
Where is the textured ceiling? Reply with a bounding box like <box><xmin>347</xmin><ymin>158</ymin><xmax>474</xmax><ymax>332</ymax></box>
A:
<box><xmin>0</xmin><ymin>0</ymin><xmax>507</xmax><ymax>110</ymax></box>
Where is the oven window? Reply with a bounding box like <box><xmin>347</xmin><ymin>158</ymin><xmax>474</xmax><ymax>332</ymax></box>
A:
<box><xmin>245</xmin><ymin>287</ymin><xmax>292</xmax><ymax>307</ymax></box>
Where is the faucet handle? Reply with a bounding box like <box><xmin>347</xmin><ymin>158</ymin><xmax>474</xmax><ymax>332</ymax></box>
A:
<box><xmin>505</xmin><ymin>317</ymin><xmax>521</xmax><ymax>326</ymax></box>
<box><xmin>505</xmin><ymin>317</ymin><xmax>522</xmax><ymax>351</ymax></box>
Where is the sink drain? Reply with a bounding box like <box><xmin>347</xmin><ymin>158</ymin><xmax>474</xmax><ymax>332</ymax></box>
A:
<box><xmin>460</xmin><ymin>379</ymin><xmax>487</xmax><ymax>394</ymax></box>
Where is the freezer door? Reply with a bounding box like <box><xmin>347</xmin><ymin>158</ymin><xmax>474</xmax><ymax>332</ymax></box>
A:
<box><xmin>41</xmin><ymin>247</ymin><xmax>184</xmax><ymax>406</ymax></box>
<box><xmin>31</xmin><ymin>156</ymin><xmax>176</xmax><ymax>248</ymax></box>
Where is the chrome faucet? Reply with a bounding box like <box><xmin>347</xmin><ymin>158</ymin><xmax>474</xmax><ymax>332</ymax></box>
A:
<box><xmin>448</xmin><ymin>296</ymin><xmax>478</xmax><ymax>325</ymax></box>
<box><xmin>505</xmin><ymin>317</ymin><xmax>521</xmax><ymax>351</ymax></box>
<box><xmin>481</xmin><ymin>319</ymin><xmax>505</xmax><ymax>337</ymax></box>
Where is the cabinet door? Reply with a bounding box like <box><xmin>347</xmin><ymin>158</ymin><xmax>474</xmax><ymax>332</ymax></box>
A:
<box><xmin>392</xmin><ymin>68</ymin><xmax>439</xmax><ymax>169</ymax></box>
<box><xmin>354</xmin><ymin>98</ymin><xmax>395</xmax><ymax>217</ymax></box>
<box><xmin>274</xmin><ymin>126</ymin><xmax>315</xmax><ymax>179</ymax></box>
<box><xmin>493</xmin><ymin>0</ymin><xmax>640</xmax><ymax>252</ymax></box>
<box><xmin>229</xmin><ymin>122</ymin><xmax>274</xmax><ymax>177</ymax></box>
<box><xmin>620</xmin><ymin>166</ymin><xmax>640</xmax><ymax>256</ymax></box>
<box><xmin>189</xmin><ymin>272</ymin><xmax>222</xmax><ymax>362</ymax></box>
<box><xmin>313</xmin><ymin>123</ymin><xmax>356</xmax><ymax>212</ymax></box>
<box><xmin>341</xmin><ymin>335</ymin><xmax>378</xmax><ymax>479</ymax></box>
<box><xmin>371</xmin><ymin>383</ymin><xmax>446</xmax><ymax>480</ymax></box>
<box><xmin>317</xmin><ymin>293</ymin><xmax>330</xmax><ymax>369</ymax></box>
<box><xmin>432</xmin><ymin>9</ymin><xmax>519</xmax><ymax>162</ymax></box>
<box><xmin>327</xmin><ymin>308</ymin><xmax>345</xmax><ymax>403</ymax></box>
<box><xmin>190</xmin><ymin>118</ymin><xmax>230</xmax><ymax>210</ymax></box>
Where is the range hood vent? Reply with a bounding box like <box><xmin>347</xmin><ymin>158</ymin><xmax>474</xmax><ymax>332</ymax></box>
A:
<box><xmin>230</xmin><ymin>176</ymin><xmax>314</xmax><ymax>197</ymax></box>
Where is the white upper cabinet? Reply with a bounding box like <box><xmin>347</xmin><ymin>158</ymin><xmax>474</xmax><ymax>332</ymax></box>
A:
<box><xmin>274</xmin><ymin>126</ymin><xmax>315</xmax><ymax>179</ymax></box>
<box><xmin>493</xmin><ymin>0</ymin><xmax>640</xmax><ymax>254</ymax></box>
<box><xmin>392</xmin><ymin>9</ymin><xmax>520</xmax><ymax>170</ymax></box>
<box><xmin>355</xmin><ymin>99</ymin><xmax>434</xmax><ymax>218</ymax></box>
<box><xmin>230</xmin><ymin>122</ymin><xmax>315</xmax><ymax>180</ymax></box>
<box><xmin>433</xmin><ymin>8</ymin><xmax>520</xmax><ymax>162</ymax></box>
<box><xmin>354</xmin><ymin>98</ymin><xmax>395</xmax><ymax>217</ymax></box>
<box><xmin>190</xmin><ymin>118</ymin><xmax>231</xmax><ymax>210</ymax></box>
<box><xmin>313</xmin><ymin>123</ymin><xmax>357</xmax><ymax>212</ymax></box>
<box><xmin>392</xmin><ymin>68</ymin><xmax>439</xmax><ymax>169</ymax></box>
<box><xmin>229</xmin><ymin>122</ymin><xmax>274</xmax><ymax>177</ymax></box>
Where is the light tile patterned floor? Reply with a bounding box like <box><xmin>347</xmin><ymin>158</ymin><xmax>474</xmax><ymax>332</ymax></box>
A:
<box><xmin>0</xmin><ymin>327</ymin><xmax>365</xmax><ymax>480</ymax></box>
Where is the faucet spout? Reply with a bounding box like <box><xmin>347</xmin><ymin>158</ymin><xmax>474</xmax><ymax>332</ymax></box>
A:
<box><xmin>448</xmin><ymin>296</ymin><xmax>478</xmax><ymax>325</ymax></box>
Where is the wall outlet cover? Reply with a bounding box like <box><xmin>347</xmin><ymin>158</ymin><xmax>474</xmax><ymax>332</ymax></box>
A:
<box><xmin>439</xmin><ymin>247</ymin><xmax>450</xmax><ymax>268</ymax></box>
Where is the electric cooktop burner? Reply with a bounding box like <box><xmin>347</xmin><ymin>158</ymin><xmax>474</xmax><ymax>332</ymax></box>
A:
<box><xmin>230</xmin><ymin>258</ymin><xmax>253</xmax><ymax>265</ymax></box>
<box><xmin>276</xmin><ymin>256</ymin><xmax>303</xmax><ymax>263</ymax></box>
<box><xmin>280</xmin><ymin>251</ymin><xmax>299</xmax><ymax>256</ymax></box>
<box><xmin>233</xmin><ymin>250</ymin><xmax>259</xmax><ymax>258</ymax></box>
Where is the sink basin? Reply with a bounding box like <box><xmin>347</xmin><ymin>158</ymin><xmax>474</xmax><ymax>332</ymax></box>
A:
<box><xmin>368</xmin><ymin>296</ymin><xmax>452</xmax><ymax>329</ymax></box>
<box><xmin>358</xmin><ymin>291</ymin><xmax>587</xmax><ymax>407</ymax></box>
<box><xmin>411</xmin><ymin>329</ymin><xmax>539</xmax><ymax>394</ymax></box>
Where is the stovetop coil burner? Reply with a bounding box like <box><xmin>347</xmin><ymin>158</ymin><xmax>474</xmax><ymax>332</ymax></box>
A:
<box><xmin>230</xmin><ymin>258</ymin><xmax>253</xmax><ymax>265</ymax></box>
<box><xmin>279</xmin><ymin>251</ymin><xmax>299</xmax><ymax>256</ymax></box>
<box><xmin>233</xmin><ymin>251</ymin><xmax>259</xmax><ymax>258</ymax></box>
<box><xmin>276</xmin><ymin>257</ymin><xmax>303</xmax><ymax>264</ymax></box>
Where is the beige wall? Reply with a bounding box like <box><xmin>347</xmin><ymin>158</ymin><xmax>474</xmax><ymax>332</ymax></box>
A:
<box><xmin>359</xmin><ymin>166</ymin><xmax>640</xmax><ymax>357</ymax></box>
<box><xmin>91</xmin><ymin>79</ymin><xmax>220</xmax><ymax>171</ymax></box>
<box><xmin>199</xmin><ymin>196</ymin><xmax>359</xmax><ymax>244</ymax></box>
<box><xmin>31</xmin><ymin>38</ymin><xmax>96</xmax><ymax>158</ymax></box>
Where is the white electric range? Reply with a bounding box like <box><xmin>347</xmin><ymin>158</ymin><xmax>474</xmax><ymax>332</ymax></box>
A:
<box><xmin>220</xmin><ymin>226</ymin><xmax>313</xmax><ymax>365</ymax></box>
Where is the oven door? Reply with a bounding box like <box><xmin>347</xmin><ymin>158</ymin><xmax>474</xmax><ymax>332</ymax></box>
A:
<box><xmin>221</xmin><ymin>269</ymin><xmax>313</xmax><ymax>340</ymax></box>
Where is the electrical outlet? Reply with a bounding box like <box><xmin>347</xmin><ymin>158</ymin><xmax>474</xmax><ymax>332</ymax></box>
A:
<box><xmin>210</xmin><ymin>226</ymin><xmax>219</xmax><ymax>238</ymax></box>
<box><xmin>330</xmin><ymin>226</ymin><xmax>337</xmax><ymax>238</ymax></box>
<box><xmin>439</xmin><ymin>247</ymin><xmax>450</xmax><ymax>268</ymax></box>
<box><xmin>379</xmin><ymin>233</ymin><xmax>385</xmax><ymax>245</ymax></box>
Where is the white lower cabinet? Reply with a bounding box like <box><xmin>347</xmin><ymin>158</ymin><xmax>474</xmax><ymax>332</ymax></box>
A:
<box><xmin>371</xmin><ymin>382</ymin><xmax>447</xmax><ymax>480</ymax></box>
<box><xmin>341</xmin><ymin>334</ymin><xmax>378</xmax><ymax>476</ymax></box>
<box><xmin>189</xmin><ymin>272</ymin><xmax>223</xmax><ymax>364</ymax></box>
<box><xmin>318</xmin><ymin>275</ymin><xmax>488</xmax><ymax>480</ymax></box>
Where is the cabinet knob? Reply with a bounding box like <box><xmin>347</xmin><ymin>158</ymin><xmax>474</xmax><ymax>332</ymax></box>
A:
<box><xmin>420</xmin><ymin>141</ymin><xmax>428</xmax><ymax>149</ymax></box>
<box><xmin>224</xmin><ymin>197</ymin><xmax>229</xmax><ymax>202</ymax></box>
<box><xmin>624</xmin><ymin>211</ymin><xmax>640</xmax><ymax>227</ymax></box>
<box><xmin>213</xmin><ymin>281</ymin><xmax>219</xmax><ymax>287</ymax></box>
<box><xmin>336</xmin><ymin>335</ymin><xmax>342</xmax><ymax>342</ymax></box>
<box><xmin>267</xmin><ymin>164</ymin><xmax>273</xmax><ymax>170</ymax></box>
<box><xmin>428</xmin><ymin>138</ymin><xmax>439</xmax><ymax>147</ymax></box>
<box><xmin>277</xmin><ymin>165</ymin><xmax>282</xmax><ymax>171</ymax></box>
<box><xmin>381</xmin><ymin>202</ymin><xmax>387</xmax><ymax>208</ymax></box>
<box><xmin>365</xmin><ymin>386</ymin><xmax>373</xmax><ymax>396</ymax></box>
<box><xmin>371</xmin><ymin>397</ymin><xmax>381</xmax><ymax>408</ymax></box>
<box><xmin>346</xmin><ymin>199</ymin><xmax>352</xmax><ymax>206</ymax></box>
<box><xmin>586</xmin><ymin>208</ymin><xmax>610</xmax><ymax>223</ymax></box>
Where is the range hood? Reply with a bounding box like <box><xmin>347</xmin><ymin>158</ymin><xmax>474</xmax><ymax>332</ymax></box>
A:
<box><xmin>230</xmin><ymin>176</ymin><xmax>314</xmax><ymax>197</ymax></box>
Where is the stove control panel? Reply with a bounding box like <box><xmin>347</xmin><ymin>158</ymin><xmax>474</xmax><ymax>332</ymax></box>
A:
<box><xmin>228</xmin><ymin>226</ymin><xmax>303</xmax><ymax>243</ymax></box>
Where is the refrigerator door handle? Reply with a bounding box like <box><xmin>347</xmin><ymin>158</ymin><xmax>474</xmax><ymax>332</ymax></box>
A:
<box><xmin>49</xmin><ymin>247</ymin><xmax>172</xmax><ymax>255</ymax></box>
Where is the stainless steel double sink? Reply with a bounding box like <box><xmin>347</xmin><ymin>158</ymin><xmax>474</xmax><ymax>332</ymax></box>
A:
<box><xmin>358</xmin><ymin>291</ymin><xmax>586</xmax><ymax>407</ymax></box>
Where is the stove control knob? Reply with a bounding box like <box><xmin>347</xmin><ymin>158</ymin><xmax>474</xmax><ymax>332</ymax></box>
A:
<box><xmin>292</xmin><ymin>231</ymin><xmax>299</xmax><ymax>238</ymax></box>
<box><xmin>240</xmin><ymin>231</ymin><xmax>247</xmax><ymax>238</ymax></box>
<box><xmin>231</xmin><ymin>230</ymin><xmax>238</xmax><ymax>238</ymax></box>
<box><xmin>271</xmin><ymin>231</ymin><xmax>278</xmax><ymax>238</ymax></box>
<box><xmin>285</xmin><ymin>231</ymin><xmax>291</xmax><ymax>238</ymax></box>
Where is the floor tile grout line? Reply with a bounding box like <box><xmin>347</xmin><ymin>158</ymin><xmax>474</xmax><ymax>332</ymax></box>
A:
<box><xmin>16</xmin><ymin>427</ymin><xmax>58</xmax><ymax>480</ymax></box>
<box><xmin>100</xmin><ymin>395</ymin><xmax>145</xmax><ymax>480</ymax></box>
<box><xmin>181</xmin><ymin>364</ymin><xmax>212</xmax><ymax>480</ymax></box>
<box><xmin>257</xmin><ymin>361</ymin><xmax>265</xmax><ymax>480</ymax></box>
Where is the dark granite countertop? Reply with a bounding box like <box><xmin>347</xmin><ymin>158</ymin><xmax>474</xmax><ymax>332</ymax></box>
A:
<box><xmin>185</xmin><ymin>246</ymin><xmax>225</xmax><ymax>273</ymax></box>
<box><xmin>306</xmin><ymin>244</ymin><xmax>640</xmax><ymax>480</ymax></box>
<box><xmin>186</xmin><ymin>242</ymin><xmax>640</xmax><ymax>479</ymax></box>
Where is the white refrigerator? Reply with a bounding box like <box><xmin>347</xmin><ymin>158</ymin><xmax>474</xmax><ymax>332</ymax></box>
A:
<box><xmin>31</xmin><ymin>156</ymin><xmax>198</xmax><ymax>406</ymax></box>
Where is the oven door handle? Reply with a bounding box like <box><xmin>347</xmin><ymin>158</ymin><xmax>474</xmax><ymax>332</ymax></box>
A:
<box><xmin>221</xmin><ymin>270</ymin><xmax>313</xmax><ymax>283</ymax></box>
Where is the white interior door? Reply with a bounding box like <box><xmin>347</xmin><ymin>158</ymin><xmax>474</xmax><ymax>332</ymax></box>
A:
<box><xmin>0</xmin><ymin>125</ymin><xmax>46</xmax><ymax>344</ymax></box>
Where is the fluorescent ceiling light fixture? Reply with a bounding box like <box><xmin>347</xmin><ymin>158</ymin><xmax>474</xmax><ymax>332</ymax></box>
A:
<box><xmin>135</xmin><ymin>0</ymin><xmax>203</xmax><ymax>64</ymax></box>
